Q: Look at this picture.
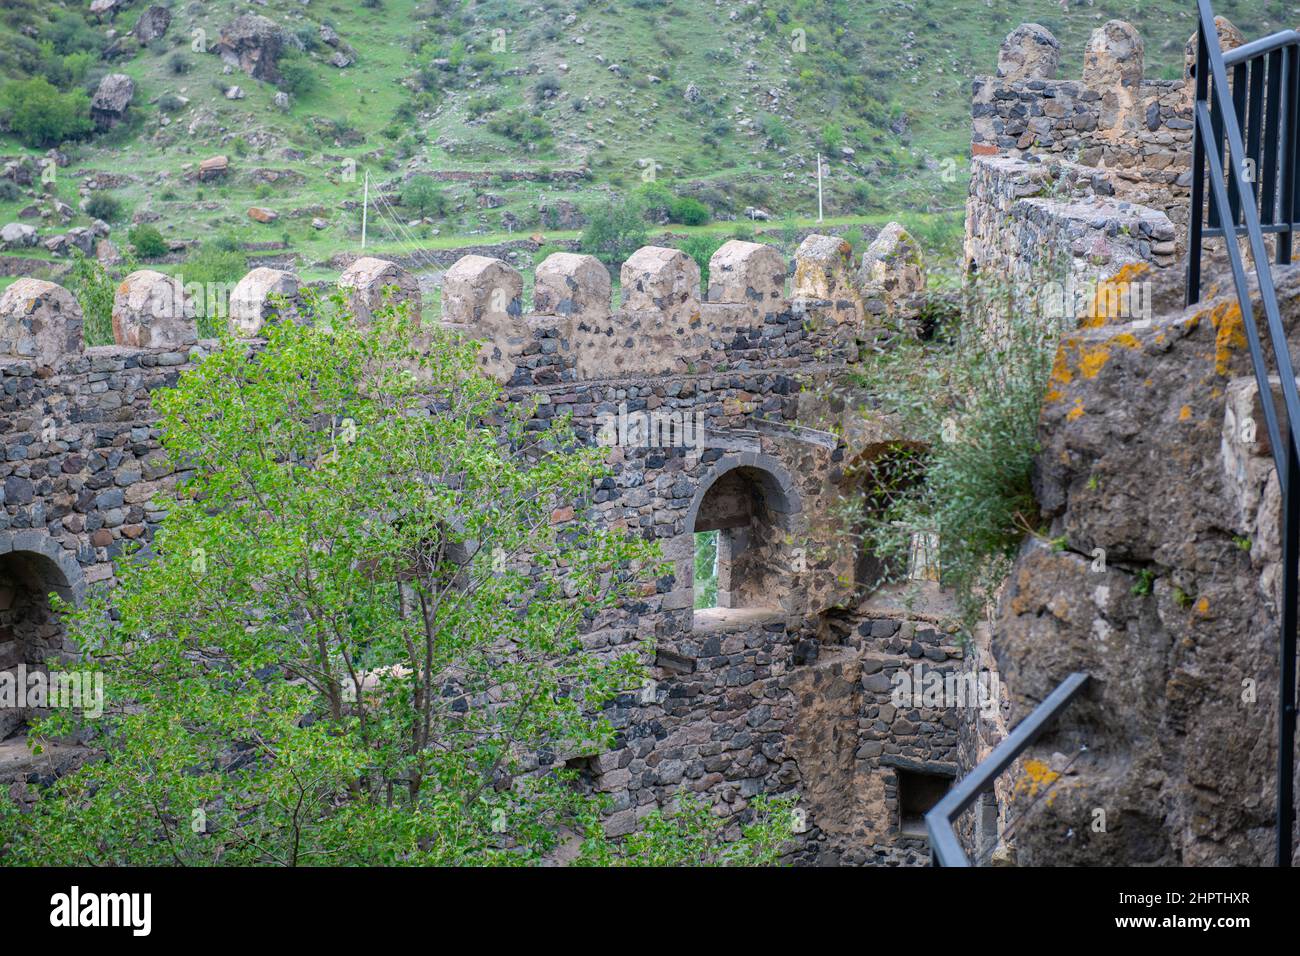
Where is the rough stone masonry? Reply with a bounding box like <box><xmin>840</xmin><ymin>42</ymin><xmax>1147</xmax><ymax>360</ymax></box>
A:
<box><xmin>0</xmin><ymin>221</ymin><xmax>971</xmax><ymax>865</ymax></box>
<box><xmin>3</xmin><ymin>14</ymin><xmax>1285</xmax><ymax>868</ymax></box>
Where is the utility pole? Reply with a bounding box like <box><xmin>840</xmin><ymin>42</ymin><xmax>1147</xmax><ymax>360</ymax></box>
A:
<box><xmin>816</xmin><ymin>152</ymin><xmax>824</xmax><ymax>223</ymax></box>
<box><xmin>361</xmin><ymin>169</ymin><xmax>369</xmax><ymax>249</ymax></box>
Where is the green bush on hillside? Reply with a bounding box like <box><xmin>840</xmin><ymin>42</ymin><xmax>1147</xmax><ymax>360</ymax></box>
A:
<box><xmin>278</xmin><ymin>56</ymin><xmax>317</xmax><ymax>97</ymax></box>
<box><xmin>128</xmin><ymin>224</ymin><xmax>168</xmax><ymax>260</ymax></box>
<box><xmin>669</xmin><ymin>195</ymin><xmax>710</xmax><ymax>226</ymax></box>
<box><xmin>677</xmin><ymin>234</ymin><xmax>725</xmax><ymax>289</ymax></box>
<box><xmin>84</xmin><ymin>193</ymin><xmax>124</xmax><ymax>223</ymax></box>
<box><xmin>0</xmin><ymin>76</ymin><xmax>92</xmax><ymax>148</ymax></box>
<box><xmin>182</xmin><ymin>239</ymin><xmax>247</xmax><ymax>337</ymax></box>
<box><xmin>487</xmin><ymin>109</ymin><xmax>550</xmax><ymax>145</ymax></box>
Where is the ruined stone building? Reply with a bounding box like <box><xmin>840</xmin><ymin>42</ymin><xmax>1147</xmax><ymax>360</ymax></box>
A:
<box><xmin>0</xmin><ymin>16</ymin><xmax>1294</xmax><ymax>866</ymax></box>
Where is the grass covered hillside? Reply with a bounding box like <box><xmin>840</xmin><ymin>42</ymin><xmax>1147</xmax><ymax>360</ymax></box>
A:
<box><xmin>0</xmin><ymin>0</ymin><xmax>1283</xmax><ymax>313</ymax></box>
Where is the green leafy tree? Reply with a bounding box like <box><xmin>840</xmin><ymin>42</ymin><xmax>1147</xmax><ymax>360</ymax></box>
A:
<box><xmin>580</xmin><ymin>194</ymin><xmax>647</xmax><ymax>268</ymax></box>
<box><xmin>844</xmin><ymin>279</ymin><xmax>1058</xmax><ymax>632</ymax></box>
<box><xmin>820</xmin><ymin>123</ymin><xmax>843</xmax><ymax>154</ymax></box>
<box><xmin>400</xmin><ymin>175</ymin><xmax>448</xmax><ymax>218</ymax></box>
<box><xmin>0</xmin><ymin>76</ymin><xmax>91</xmax><ymax>148</ymax></box>
<box><xmin>0</xmin><ymin>295</ymin><xmax>792</xmax><ymax>865</ymax></box>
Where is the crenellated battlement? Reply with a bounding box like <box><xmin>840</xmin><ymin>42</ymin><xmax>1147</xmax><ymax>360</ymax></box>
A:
<box><xmin>971</xmin><ymin>17</ymin><xmax>1248</xmax><ymax>239</ymax></box>
<box><xmin>0</xmin><ymin>227</ymin><xmax>931</xmax><ymax>392</ymax></box>
<box><xmin>963</xmin><ymin>17</ymin><xmax>1248</xmax><ymax>295</ymax></box>
<box><xmin>433</xmin><ymin>236</ymin><xmax>901</xmax><ymax>385</ymax></box>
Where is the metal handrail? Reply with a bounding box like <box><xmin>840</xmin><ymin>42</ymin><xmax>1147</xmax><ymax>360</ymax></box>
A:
<box><xmin>925</xmin><ymin>673</ymin><xmax>1089</xmax><ymax>866</ymax></box>
<box><xmin>1224</xmin><ymin>31</ymin><xmax>1300</xmax><ymax>68</ymax></box>
<box><xmin>1186</xmin><ymin>0</ymin><xmax>1298</xmax><ymax>868</ymax></box>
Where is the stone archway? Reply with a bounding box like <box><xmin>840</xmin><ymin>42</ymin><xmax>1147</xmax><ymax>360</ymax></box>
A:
<box><xmin>686</xmin><ymin>453</ymin><xmax>804</xmax><ymax>622</ymax></box>
<box><xmin>0</xmin><ymin>533</ymin><xmax>83</xmax><ymax>740</ymax></box>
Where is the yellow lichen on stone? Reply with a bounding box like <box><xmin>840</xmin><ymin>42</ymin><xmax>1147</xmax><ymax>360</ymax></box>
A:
<box><xmin>1049</xmin><ymin>342</ymin><xmax>1076</xmax><ymax>387</ymax></box>
<box><xmin>1179</xmin><ymin>405</ymin><xmax>1192</xmax><ymax>422</ymax></box>
<box><xmin>1067</xmin><ymin>400</ymin><xmax>1085</xmax><ymax>421</ymax></box>
<box><xmin>1210</xmin><ymin>301</ymin><xmax>1246</xmax><ymax>376</ymax></box>
<box><xmin>1017</xmin><ymin>759</ymin><xmax>1061</xmax><ymax>800</ymax></box>
<box><xmin>1078</xmin><ymin>344</ymin><xmax>1111</xmax><ymax>379</ymax></box>
<box><xmin>1081</xmin><ymin>263</ymin><xmax>1151</xmax><ymax>329</ymax></box>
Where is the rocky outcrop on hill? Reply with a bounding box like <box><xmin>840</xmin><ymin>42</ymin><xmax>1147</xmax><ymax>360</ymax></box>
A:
<box><xmin>90</xmin><ymin>74</ymin><xmax>135</xmax><ymax>129</ymax></box>
<box><xmin>992</xmin><ymin>263</ymin><xmax>1300</xmax><ymax>865</ymax></box>
<box><xmin>215</xmin><ymin>15</ymin><xmax>284</xmax><ymax>83</ymax></box>
<box><xmin>132</xmin><ymin>5</ymin><xmax>171</xmax><ymax>43</ymax></box>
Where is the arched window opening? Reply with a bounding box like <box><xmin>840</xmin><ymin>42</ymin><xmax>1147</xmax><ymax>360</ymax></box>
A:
<box><xmin>690</xmin><ymin>464</ymin><xmax>795</xmax><ymax>624</ymax></box>
<box><xmin>0</xmin><ymin>550</ymin><xmax>74</xmax><ymax>741</ymax></box>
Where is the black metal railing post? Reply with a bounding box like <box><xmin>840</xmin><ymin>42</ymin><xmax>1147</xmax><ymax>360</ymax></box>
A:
<box><xmin>925</xmin><ymin>673</ymin><xmax>1089</xmax><ymax>867</ymax></box>
<box><xmin>1282</xmin><ymin>432</ymin><xmax>1299</xmax><ymax>866</ymax></box>
<box><xmin>1186</xmin><ymin>0</ymin><xmax>1300</xmax><ymax>867</ymax></box>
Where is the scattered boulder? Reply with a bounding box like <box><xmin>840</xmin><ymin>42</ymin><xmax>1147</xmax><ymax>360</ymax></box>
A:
<box><xmin>0</xmin><ymin>223</ymin><xmax>37</xmax><ymax>250</ymax></box>
<box><xmin>229</xmin><ymin>267</ymin><xmax>299</xmax><ymax>337</ymax></box>
<box><xmin>215</xmin><ymin>14</ymin><xmax>284</xmax><ymax>84</ymax></box>
<box><xmin>997</xmin><ymin>23</ymin><xmax>1060</xmax><ymax>81</ymax></box>
<box><xmin>3</xmin><ymin>157</ymin><xmax>36</xmax><ymax>187</ymax></box>
<box><xmin>198</xmin><ymin>155</ymin><xmax>229</xmax><ymax>181</ymax></box>
<box><xmin>132</xmin><ymin>5</ymin><xmax>172</xmax><ymax>43</ymax></box>
<box><xmin>88</xmin><ymin>0</ymin><xmax>121</xmax><ymax>17</ymax></box>
<box><xmin>328</xmin><ymin>50</ymin><xmax>354</xmax><ymax>69</ymax></box>
<box><xmin>539</xmin><ymin>199</ymin><xmax>585</xmax><ymax>230</ymax></box>
<box><xmin>247</xmin><ymin>206</ymin><xmax>278</xmax><ymax>224</ymax></box>
<box><xmin>273</xmin><ymin>91</ymin><xmax>291</xmax><ymax>111</ymax></box>
<box><xmin>0</xmin><ymin>278</ymin><xmax>84</xmax><ymax>366</ymax></box>
<box><xmin>90</xmin><ymin>73</ymin><xmax>135</xmax><ymax>129</ymax></box>
<box><xmin>683</xmin><ymin>82</ymin><xmax>701</xmax><ymax>103</ymax></box>
<box><xmin>112</xmin><ymin>270</ymin><xmax>197</xmax><ymax>349</ymax></box>
<box><xmin>224</xmin><ymin>86</ymin><xmax>245</xmax><ymax>100</ymax></box>
<box><xmin>66</xmin><ymin>227</ymin><xmax>95</xmax><ymax>256</ymax></box>
<box><xmin>96</xmin><ymin>239</ymin><xmax>123</xmax><ymax>266</ymax></box>
<box><xmin>338</xmin><ymin>257</ymin><xmax>422</xmax><ymax>326</ymax></box>
<box><xmin>42</xmin><ymin>229</ymin><xmax>94</xmax><ymax>257</ymax></box>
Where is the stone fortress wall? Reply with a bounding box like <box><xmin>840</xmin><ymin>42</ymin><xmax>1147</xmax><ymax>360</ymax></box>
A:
<box><xmin>965</xmin><ymin>18</ymin><xmax>1251</xmax><ymax>293</ymax></box>
<box><xmin>0</xmin><ymin>220</ymin><xmax>981</xmax><ymax>865</ymax></box>
<box><xmin>1</xmin><ymin>14</ymin><xmax>1259</xmax><ymax>867</ymax></box>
